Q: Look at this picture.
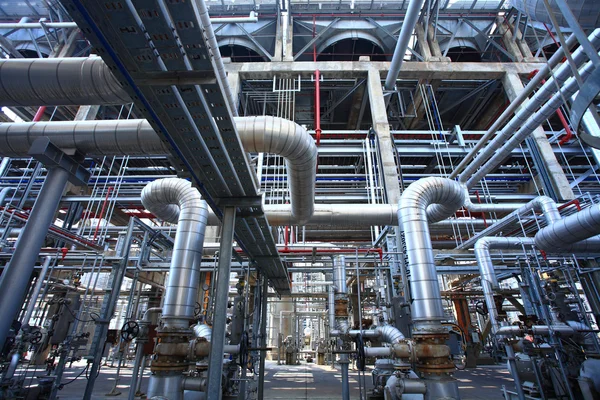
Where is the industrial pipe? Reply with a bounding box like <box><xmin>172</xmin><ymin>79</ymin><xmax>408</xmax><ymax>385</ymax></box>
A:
<box><xmin>234</xmin><ymin>116</ymin><xmax>317</xmax><ymax>225</ymax></box>
<box><xmin>535</xmin><ymin>203</ymin><xmax>600</xmax><ymax>252</ymax></box>
<box><xmin>474</xmin><ymin>237</ymin><xmax>536</xmax><ymax>333</ymax></box>
<box><xmin>140</xmin><ymin>178</ymin><xmax>208</xmax><ymax>329</ymax></box>
<box><xmin>398</xmin><ymin>177</ymin><xmax>465</xmax><ymax>329</ymax></box>
<box><xmin>466</xmin><ymin>60</ymin><xmax>597</xmax><ymax>188</ymax></box>
<box><xmin>384</xmin><ymin>0</ymin><xmax>427</xmax><ymax>91</ymax></box>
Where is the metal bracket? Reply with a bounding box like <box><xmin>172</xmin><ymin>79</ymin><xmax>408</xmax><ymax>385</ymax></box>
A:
<box><xmin>215</xmin><ymin>196</ymin><xmax>263</xmax><ymax>208</ymax></box>
<box><xmin>28</xmin><ymin>137</ymin><xmax>90</xmax><ymax>186</ymax></box>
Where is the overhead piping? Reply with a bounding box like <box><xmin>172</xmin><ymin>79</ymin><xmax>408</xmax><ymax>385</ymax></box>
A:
<box><xmin>464</xmin><ymin>59</ymin><xmax>597</xmax><ymax>188</ymax></box>
<box><xmin>457</xmin><ymin>28</ymin><xmax>600</xmax><ymax>184</ymax></box>
<box><xmin>535</xmin><ymin>203</ymin><xmax>600</xmax><ymax>252</ymax></box>
<box><xmin>384</xmin><ymin>0</ymin><xmax>427</xmax><ymax>91</ymax></box>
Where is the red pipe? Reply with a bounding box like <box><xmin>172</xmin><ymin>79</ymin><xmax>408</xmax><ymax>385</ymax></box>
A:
<box><xmin>528</xmin><ymin>69</ymin><xmax>574</xmax><ymax>145</ymax></box>
<box><xmin>32</xmin><ymin>106</ymin><xmax>46</xmax><ymax>122</ymax></box>
<box><xmin>93</xmin><ymin>186</ymin><xmax>113</xmax><ymax>242</ymax></box>
<box><xmin>284</xmin><ymin>225</ymin><xmax>289</xmax><ymax>251</ymax></box>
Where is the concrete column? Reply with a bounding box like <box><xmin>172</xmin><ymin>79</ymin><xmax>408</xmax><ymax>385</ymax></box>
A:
<box><xmin>415</xmin><ymin>24</ymin><xmax>432</xmax><ymax>61</ymax></box>
<box><xmin>496</xmin><ymin>17</ymin><xmax>524</xmax><ymax>62</ymax></box>
<box><xmin>426</xmin><ymin>24</ymin><xmax>450</xmax><ymax>62</ymax></box>
<box><xmin>226</xmin><ymin>70</ymin><xmax>241</xmax><ymax>114</ymax></box>
<box><xmin>273</xmin><ymin>12</ymin><xmax>283</xmax><ymax>62</ymax></box>
<box><xmin>283</xmin><ymin>16</ymin><xmax>294</xmax><ymax>62</ymax></box>
<box><xmin>503</xmin><ymin>72</ymin><xmax>574</xmax><ymax>200</ymax></box>
<box><xmin>367</xmin><ymin>68</ymin><xmax>401</xmax><ymax>204</ymax></box>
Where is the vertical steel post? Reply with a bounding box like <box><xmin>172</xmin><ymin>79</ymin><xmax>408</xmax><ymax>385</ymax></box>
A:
<box><xmin>0</xmin><ymin>166</ymin><xmax>70</xmax><ymax>348</ymax></box>
<box><xmin>257</xmin><ymin>276</ymin><xmax>269</xmax><ymax>400</ymax></box>
<box><xmin>206</xmin><ymin>206</ymin><xmax>236</xmax><ymax>400</ymax></box>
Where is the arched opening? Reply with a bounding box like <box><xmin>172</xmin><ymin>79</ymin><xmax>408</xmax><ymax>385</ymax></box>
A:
<box><xmin>317</xmin><ymin>38</ymin><xmax>386</xmax><ymax>62</ymax></box>
<box><xmin>219</xmin><ymin>45</ymin><xmax>264</xmax><ymax>63</ymax></box>
<box><xmin>446</xmin><ymin>46</ymin><xmax>482</xmax><ymax>62</ymax></box>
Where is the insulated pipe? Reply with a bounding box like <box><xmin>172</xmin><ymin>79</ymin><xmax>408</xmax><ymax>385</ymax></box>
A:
<box><xmin>234</xmin><ymin>116</ymin><xmax>317</xmax><ymax>225</ymax></box>
<box><xmin>0</xmin><ymin>57</ymin><xmax>131</xmax><ymax>106</ymax></box>
<box><xmin>398</xmin><ymin>177</ymin><xmax>465</xmax><ymax>329</ymax></box>
<box><xmin>449</xmin><ymin>30</ymin><xmax>582</xmax><ymax>179</ymax></box>
<box><xmin>0</xmin><ymin>187</ymin><xmax>16</xmax><ymax>205</ymax></box>
<box><xmin>535</xmin><ymin>203</ymin><xmax>600</xmax><ymax>252</ymax></box>
<box><xmin>193</xmin><ymin>324</ymin><xmax>212</xmax><ymax>342</ymax></box>
<box><xmin>466</xmin><ymin>59</ymin><xmax>597</xmax><ymax>188</ymax></box>
<box><xmin>384</xmin><ymin>0</ymin><xmax>427</xmax><ymax>91</ymax></box>
<box><xmin>459</xmin><ymin>195</ymin><xmax>561</xmax><ymax>250</ymax></box>
<box><xmin>332</xmin><ymin>255</ymin><xmax>347</xmax><ymax>294</ymax></box>
<box><xmin>474</xmin><ymin>237</ymin><xmax>536</xmax><ymax>333</ymax></box>
<box><xmin>459</xmin><ymin>29</ymin><xmax>600</xmax><ymax>184</ymax></box>
<box><xmin>140</xmin><ymin>178</ymin><xmax>208</xmax><ymax>329</ymax></box>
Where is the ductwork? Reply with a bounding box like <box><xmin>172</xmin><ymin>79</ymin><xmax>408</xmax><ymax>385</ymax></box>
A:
<box><xmin>141</xmin><ymin>178</ymin><xmax>209</xmax><ymax>329</ymax></box>
<box><xmin>234</xmin><ymin>116</ymin><xmax>317</xmax><ymax>225</ymax></box>
<box><xmin>332</xmin><ymin>255</ymin><xmax>347</xmax><ymax>294</ymax></box>
<box><xmin>458</xmin><ymin>28</ymin><xmax>600</xmax><ymax>185</ymax></box>
<box><xmin>465</xmin><ymin>60</ymin><xmax>597</xmax><ymax>189</ymax></box>
<box><xmin>535</xmin><ymin>203</ymin><xmax>600</xmax><ymax>252</ymax></box>
<box><xmin>474</xmin><ymin>237</ymin><xmax>536</xmax><ymax>333</ymax></box>
<box><xmin>398</xmin><ymin>177</ymin><xmax>465</xmax><ymax>330</ymax></box>
<box><xmin>0</xmin><ymin>57</ymin><xmax>130</xmax><ymax>106</ymax></box>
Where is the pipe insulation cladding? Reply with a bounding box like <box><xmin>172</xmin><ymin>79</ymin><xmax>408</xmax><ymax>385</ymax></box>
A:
<box><xmin>140</xmin><ymin>178</ymin><xmax>209</xmax><ymax>329</ymax></box>
<box><xmin>398</xmin><ymin>177</ymin><xmax>466</xmax><ymax>329</ymax></box>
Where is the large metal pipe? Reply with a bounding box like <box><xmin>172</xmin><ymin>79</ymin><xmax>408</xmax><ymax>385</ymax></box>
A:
<box><xmin>235</xmin><ymin>116</ymin><xmax>317</xmax><ymax>225</ymax></box>
<box><xmin>0</xmin><ymin>57</ymin><xmax>131</xmax><ymax>106</ymax></box>
<box><xmin>459</xmin><ymin>195</ymin><xmax>561</xmax><ymax>250</ymax></box>
<box><xmin>474</xmin><ymin>237</ymin><xmax>536</xmax><ymax>333</ymax></box>
<box><xmin>0</xmin><ymin>116</ymin><xmax>317</xmax><ymax>224</ymax></box>
<box><xmin>466</xmin><ymin>60</ymin><xmax>597</xmax><ymax>188</ymax></box>
<box><xmin>384</xmin><ymin>0</ymin><xmax>426</xmax><ymax>91</ymax></box>
<box><xmin>332</xmin><ymin>255</ymin><xmax>347</xmax><ymax>294</ymax></box>
<box><xmin>398</xmin><ymin>177</ymin><xmax>465</xmax><ymax>330</ymax></box>
<box><xmin>0</xmin><ymin>167</ymin><xmax>70</xmax><ymax>348</ymax></box>
<box><xmin>458</xmin><ymin>28</ymin><xmax>600</xmax><ymax>184</ymax></box>
<box><xmin>535</xmin><ymin>203</ymin><xmax>600</xmax><ymax>252</ymax></box>
<box><xmin>140</xmin><ymin>178</ymin><xmax>208</xmax><ymax>329</ymax></box>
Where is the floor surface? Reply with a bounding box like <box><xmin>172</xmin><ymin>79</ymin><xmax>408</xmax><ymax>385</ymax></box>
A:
<box><xmin>11</xmin><ymin>359</ymin><xmax>514</xmax><ymax>399</ymax></box>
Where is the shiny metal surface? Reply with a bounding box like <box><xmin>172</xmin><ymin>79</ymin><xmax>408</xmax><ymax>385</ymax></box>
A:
<box><xmin>474</xmin><ymin>237</ymin><xmax>535</xmax><ymax>333</ymax></box>
<box><xmin>535</xmin><ymin>204</ymin><xmax>600</xmax><ymax>252</ymax></box>
<box><xmin>234</xmin><ymin>116</ymin><xmax>317</xmax><ymax>225</ymax></box>
<box><xmin>398</xmin><ymin>177</ymin><xmax>465</xmax><ymax>328</ymax></box>
<box><xmin>332</xmin><ymin>255</ymin><xmax>347</xmax><ymax>294</ymax></box>
<box><xmin>0</xmin><ymin>57</ymin><xmax>130</xmax><ymax>106</ymax></box>
<box><xmin>147</xmin><ymin>374</ymin><xmax>184</xmax><ymax>400</ymax></box>
<box><xmin>141</xmin><ymin>178</ymin><xmax>208</xmax><ymax>329</ymax></box>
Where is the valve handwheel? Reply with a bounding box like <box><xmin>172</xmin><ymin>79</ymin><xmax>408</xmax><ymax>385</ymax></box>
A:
<box><xmin>239</xmin><ymin>331</ymin><xmax>249</xmax><ymax>367</ymax></box>
<box><xmin>121</xmin><ymin>321</ymin><xmax>140</xmax><ymax>341</ymax></box>
<box><xmin>30</xmin><ymin>329</ymin><xmax>43</xmax><ymax>345</ymax></box>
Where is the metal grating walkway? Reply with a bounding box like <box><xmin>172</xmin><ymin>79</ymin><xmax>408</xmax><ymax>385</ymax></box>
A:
<box><xmin>60</xmin><ymin>0</ymin><xmax>290</xmax><ymax>294</ymax></box>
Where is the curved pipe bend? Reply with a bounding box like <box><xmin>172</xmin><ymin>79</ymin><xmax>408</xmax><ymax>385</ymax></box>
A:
<box><xmin>234</xmin><ymin>116</ymin><xmax>317</xmax><ymax>225</ymax></box>
<box><xmin>141</xmin><ymin>178</ymin><xmax>209</xmax><ymax>329</ymax></box>
<box><xmin>399</xmin><ymin>177</ymin><xmax>465</xmax><ymax>328</ymax></box>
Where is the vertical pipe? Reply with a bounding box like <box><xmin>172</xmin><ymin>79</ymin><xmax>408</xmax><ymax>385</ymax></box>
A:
<box><xmin>0</xmin><ymin>166</ymin><xmax>70</xmax><ymax>348</ymax></box>
<box><xmin>128</xmin><ymin>343</ymin><xmax>145</xmax><ymax>400</ymax></box>
<box><xmin>505</xmin><ymin>343</ymin><xmax>526</xmax><ymax>400</ymax></box>
<box><xmin>340</xmin><ymin>353</ymin><xmax>350</xmax><ymax>400</ymax></box>
<box><xmin>21</xmin><ymin>256</ymin><xmax>53</xmax><ymax>326</ymax></box>
<box><xmin>206</xmin><ymin>206</ymin><xmax>236</xmax><ymax>400</ymax></box>
<box><xmin>258</xmin><ymin>276</ymin><xmax>269</xmax><ymax>400</ymax></box>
